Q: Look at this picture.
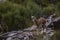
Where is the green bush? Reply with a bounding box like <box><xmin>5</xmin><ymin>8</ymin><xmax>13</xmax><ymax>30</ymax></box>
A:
<box><xmin>0</xmin><ymin>0</ymin><xmax>60</xmax><ymax>32</ymax></box>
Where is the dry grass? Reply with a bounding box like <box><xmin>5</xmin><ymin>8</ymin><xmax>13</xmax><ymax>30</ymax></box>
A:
<box><xmin>34</xmin><ymin>30</ymin><xmax>60</xmax><ymax>40</ymax></box>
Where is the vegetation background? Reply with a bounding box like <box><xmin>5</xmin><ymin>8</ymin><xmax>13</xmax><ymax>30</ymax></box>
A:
<box><xmin>0</xmin><ymin>0</ymin><xmax>60</xmax><ymax>40</ymax></box>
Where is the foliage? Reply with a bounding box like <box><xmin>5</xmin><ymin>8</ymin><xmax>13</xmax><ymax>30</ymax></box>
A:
<box><xmin>0</xmin><ymin>0</ymin><xmax>60</xmax><ymax>31</ymax></box>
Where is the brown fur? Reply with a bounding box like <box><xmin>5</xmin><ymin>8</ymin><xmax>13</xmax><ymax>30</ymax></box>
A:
<box><xmin>35</xmin><ymin>17</ymin><xmax>47</xmax><ymax>26</ymax></box>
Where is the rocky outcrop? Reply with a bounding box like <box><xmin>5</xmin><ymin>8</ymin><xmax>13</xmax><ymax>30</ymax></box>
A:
<box><xmin>0</xmin><ymin>14</ymin><xmax>60</xmax><ymax>40</ymax></box>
